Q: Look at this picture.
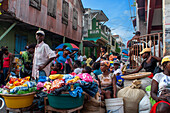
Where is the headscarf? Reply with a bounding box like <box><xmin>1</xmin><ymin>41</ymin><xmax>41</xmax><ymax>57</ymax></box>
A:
<box><xmin>101</xmin><ymin>60</ymin><xmax>110</xmax><ymax>67</ymax></box>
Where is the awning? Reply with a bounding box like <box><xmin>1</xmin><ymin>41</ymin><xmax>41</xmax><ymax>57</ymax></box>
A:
<box><xmin>84</xmin><ymin>37</ymin><xmax>108</xmax><ymax>44</ymax></box>
<box><xmin>83</xmin><ymin>40</ymin><xmax>98</xmax><ymax>47</ymax></box>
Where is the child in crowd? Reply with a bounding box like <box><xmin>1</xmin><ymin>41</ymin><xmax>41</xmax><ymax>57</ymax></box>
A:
<box><xmin>113</xmin><ymin>60</ymin><xmax>124</xmax><ymax>88</ymax></box>
<box><xmin>11</xmin><ymin>61</ymin><xmax>20</xmax><ymax>78</ymax></box>
<box><xmin>113</xmin><ymin>60</ymin><xmax>122</xmax><ymax>76</ymax></box>
<box><xmin>92</xmin><ymin>62</ymin><xmax>102</xmax><ymax>80</ymax></box>
<box><xmin>82</xmin><ymin>66</ymin><xmax>95</xmax><ymax>79</ymax></box>
<box><xmin>73</xmin><ymin>60</ymin><xmax>83</xmax><ymax>74</ymax></box>
<box><xmin>20</xmin><ymin>62</ymin><xmax>31</xmax><ymax>78</ymax></box>
<box><xmin>98</xmin><ymin>60</ymin><xmax>117</xmax><ymax>100</ymax></box>
<box><xmin>51</xmin><ymin>63</ymin><xmax>62</xmax><ymax>75</ymax></box>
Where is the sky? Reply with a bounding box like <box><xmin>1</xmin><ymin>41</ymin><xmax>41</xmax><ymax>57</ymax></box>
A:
<box><xmin>82</xmin><ymin>0</ymin><xmax>136</xmax><ymax>46</ymax></box>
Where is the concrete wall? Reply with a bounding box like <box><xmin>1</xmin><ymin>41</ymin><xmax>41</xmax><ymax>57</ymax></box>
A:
<box><xmin>0</xmin><ymin>22</ymin><xmax>54</xmax><ymax>53</ymax></box>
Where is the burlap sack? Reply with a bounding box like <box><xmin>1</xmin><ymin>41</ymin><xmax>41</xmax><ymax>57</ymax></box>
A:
<box><xmin>124</xmin><ymin>77</ymin><xmax>152</xmax><ymax>91</ymax></box>
<box><xmin>81</xmin><ymin>95</ymin><xmax>105</xmax><ymax>113</ymax></box>
<box><xmin>118</xmin><ymin>80</ymin><xmax>145</xmax><ymax>113</ymax></box>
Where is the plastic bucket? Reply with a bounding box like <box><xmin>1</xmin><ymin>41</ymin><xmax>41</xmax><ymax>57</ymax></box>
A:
<box><xmin>105</xmin><ymin>98</ymin><xmax>124</xmax><ymax>113</ymax></box>
<box><xmin>0</xmin><ymin>97</ymin><xmax>4</xmax><ymax>110</ymax></box>
<box><xmin>47</xmin><ymin>94</ymin><xmax>84</xmax><ymax>109</ymax></box>
<box><xmin>1</xmin><ymin>92</ymin><xmax>35</xmax><ymax>108</ymax></box>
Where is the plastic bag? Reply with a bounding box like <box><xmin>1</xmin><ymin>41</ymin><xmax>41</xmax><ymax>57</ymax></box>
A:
<box><xmin>139</xmin><ymin>94</ymin><xmax>151</xmax><ymax>113</ymax></box>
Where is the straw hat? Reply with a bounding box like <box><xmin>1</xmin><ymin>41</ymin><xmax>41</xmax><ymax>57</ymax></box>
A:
<box><xmin>139</xmin><ymin>48</ymin><xmax>151</xmax><ymax>55</ymax></box>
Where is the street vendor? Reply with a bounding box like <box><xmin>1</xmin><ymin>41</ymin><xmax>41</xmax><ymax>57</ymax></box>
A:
<box><xmin>126</xmin><ymin>48</ymin><xmax>162</xmax><ymax>78</ymax></box>
<box><xmin>55</xmin><ymin>47</ymin><xmax>74</xmax><ymax>72</ymax></box>
<box><xmin>98</xmin><ymin>60</ymin><xmax>117</xmax><ymax>100</ymax></box>
<box><xmin>32</xmin><ymin>30</ymin><xmax>56</xmax><ymax>79</ymax></box>
<box><xmin>150</xmin><ymin>56</ymin><xmax>170</xmax><ymax>113</ymax></box>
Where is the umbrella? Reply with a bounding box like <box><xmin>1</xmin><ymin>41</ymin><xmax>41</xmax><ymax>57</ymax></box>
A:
<box><xmin>55</xmin><ymin>43</ymin><xmax>79</xmax><ymax>50</ymax></box>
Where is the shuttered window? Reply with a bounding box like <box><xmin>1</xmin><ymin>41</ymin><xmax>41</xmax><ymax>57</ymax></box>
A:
<box><xmin>47</xmin><ymin>0</ymin><xmax>57</xmax><ymax>18</ymax></box>
<box><xmin>29</xmin><ymin>0</ymin><xmax>41</xmax><ymax>10</ymax></box>
<box><xmin>73</xmin><ymin>8</ymin><xmax>78</xmax><ymax>30</ymax></box>
<box><xmin>62</xmin><ymin>0</ymin><xmax>69</xmax><ymax>25</ymax></box>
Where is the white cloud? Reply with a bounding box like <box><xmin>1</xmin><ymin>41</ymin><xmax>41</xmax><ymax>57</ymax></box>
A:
<box><xmin>111</xmin><ymin>26</ymin><xmax>134</xmax><ymax>46</ymax></box>
<box><xmin>123</xmin><ymin>10</ymin><xmax>131</xmax><ymax>17</ymax></box>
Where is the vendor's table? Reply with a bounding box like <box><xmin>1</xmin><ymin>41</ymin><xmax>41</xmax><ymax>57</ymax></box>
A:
<box><xmin>44</xmin><ymin>97</ymin><xmax>83</xmax><ymax>113</ymax></box>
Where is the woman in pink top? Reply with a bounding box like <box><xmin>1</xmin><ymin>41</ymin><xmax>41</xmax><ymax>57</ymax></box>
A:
<box><xmin>2</xmin><ymin>47</ymin><xmax>13</xmax><ymax>84</ymax></box>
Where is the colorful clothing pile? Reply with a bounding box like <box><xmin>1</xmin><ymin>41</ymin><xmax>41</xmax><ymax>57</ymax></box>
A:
<box><xmin>39</xmin><ymin>73</ymin><xmax>98</xmax><ymax>98</ymax></box>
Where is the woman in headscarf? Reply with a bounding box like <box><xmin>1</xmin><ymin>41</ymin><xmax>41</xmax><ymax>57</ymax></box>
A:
<box><xmin>150</xmin><ymin>56</ymin><xmax>170</xmax><ymax>113</ymax></box>
<box><xmin>98</xmin><ymin>60</ymin><xmax>117</xmax><ymax>100</ymax></box>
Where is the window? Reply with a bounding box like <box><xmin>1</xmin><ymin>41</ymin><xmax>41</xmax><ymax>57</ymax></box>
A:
<box><xmin>73</xmin><ymin>8</ymin><xmax>78</xmax><ymax>30</ymax></box>
<box><xmin>112</xmin><ymin>38</ymin><xmax>115</xmax><ymax>46</ymax></box>
<box><xmin>62</xmin><ymin>0</ymin><xmax>69</xmax><ymax>25</ymax></box>
<box><xmin>47</xmin><ymin>0</ymin><xmax>57</xmax><ymax>18</ymax></box>
<box><xmin>29</xmin><ymin>0</ymin><xmax>41</xmax><ymax>10</ymax></box>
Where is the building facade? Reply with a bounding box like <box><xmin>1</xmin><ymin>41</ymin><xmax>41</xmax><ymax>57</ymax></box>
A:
<box><xmin>82</xmin><ymin>8</ymin><xmax>111</xmax><ymax>57</ymax></box>
<box><xmin>0</xmin><ymin>0</ymin><xmax>84</xmax><ymax>53</ymax></box>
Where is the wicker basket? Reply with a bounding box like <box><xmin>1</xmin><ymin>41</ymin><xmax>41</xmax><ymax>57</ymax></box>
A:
<box><xmin>0</xmin><ymin>92</ymin><xmax>35</xmax><ymax>108</ymax></box>
<box><xmin>121</xmin><ymin>72</ymin><xmax>151</xmax><ymax>80</ymax></box>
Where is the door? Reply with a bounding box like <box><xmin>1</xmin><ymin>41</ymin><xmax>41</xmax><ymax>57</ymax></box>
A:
<box><xmin>15</xmin><ymin>34</ymin><xmax>27</xmax><ymax>57</ymax></box>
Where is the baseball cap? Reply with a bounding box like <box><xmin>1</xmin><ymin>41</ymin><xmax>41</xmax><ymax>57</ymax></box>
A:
<box><xmin>36</xmin><ymin>30</ymin><xmax>45</xmax><ymax>36</ymax></box>
<box><xmin>161</xmin><ymin>55</ymin><xmax>170</xmax><ymax>65</ymax></box>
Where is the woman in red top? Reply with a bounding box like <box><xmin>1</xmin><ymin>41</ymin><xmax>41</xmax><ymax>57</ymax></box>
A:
<box><xmin>2</xmin><ymin>47</ymin><xmax>13</xmax><ymax>84</ymax></box>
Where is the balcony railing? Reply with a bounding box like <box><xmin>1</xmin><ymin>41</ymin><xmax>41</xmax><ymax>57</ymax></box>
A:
<box><xmin>88</xmin><ymin>29</ymin><xmax>109</xmax><ymax>40</ymax></box>
<box><xmin>128</xmin><ymin>32</ymin><xmax>163</xmax><ymax>69</ymax></box>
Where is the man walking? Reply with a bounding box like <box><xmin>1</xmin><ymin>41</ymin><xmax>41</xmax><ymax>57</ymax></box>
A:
<box><xmin>32</xmin><ymin>30</ymin><xmax>56</xmax><ymax>80</ymax></box>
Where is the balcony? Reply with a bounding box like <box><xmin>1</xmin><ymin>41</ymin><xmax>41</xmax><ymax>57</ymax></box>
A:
<box><xmin>88</xmin><ymin>29</ymin><xmax>109</xmax><ymax>41</ymax></box>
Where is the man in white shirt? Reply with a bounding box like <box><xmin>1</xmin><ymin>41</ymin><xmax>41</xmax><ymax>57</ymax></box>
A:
<box><xmin>32</xmin><ymin>30</ymin><xmax>56</xmax><ymax>79</ymax></box>
<box><xmin>77</xmin><ymin>51</ymin><xmax>83</xmax><ymax>62</ymax></box>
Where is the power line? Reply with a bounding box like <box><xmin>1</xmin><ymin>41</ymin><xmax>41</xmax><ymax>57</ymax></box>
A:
<box><xmin>128</xmin><ymin>0</ymin><xmax>135</xmax><ymax>31</ymax></box>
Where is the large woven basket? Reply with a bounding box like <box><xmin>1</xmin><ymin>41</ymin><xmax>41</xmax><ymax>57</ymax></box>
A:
<box><xmin>121</xmin><ymin>72</ymin><xmax>151</xmax><ymax>80</ymax></box>
<box><xmin>0</xmin><ymin>92</ymin><xmax>35</xmax><ymax>108</ymax></box>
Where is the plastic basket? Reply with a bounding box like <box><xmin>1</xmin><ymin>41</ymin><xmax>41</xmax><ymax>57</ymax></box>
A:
<box><xmin>47</xmin><ymin>93</ymin><xmax>84</xmax><ymax>109</ymax></box>
<box><xmin>1</xmin><ymin>92</ymin><xmax>35</xmax><ymax>108</ymax></box>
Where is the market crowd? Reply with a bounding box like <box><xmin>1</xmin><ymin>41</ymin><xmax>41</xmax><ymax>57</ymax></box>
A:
<box><xmin>0</xmin><ymin>30</ymin><xmax>170</xmax><ymax>112</ymax></box>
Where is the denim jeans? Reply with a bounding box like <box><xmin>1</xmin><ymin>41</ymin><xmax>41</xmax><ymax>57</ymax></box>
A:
<box><xmin>3</xmin><ymin>67</ymin><xmax>9</xmax><ymax>84</ymax></box>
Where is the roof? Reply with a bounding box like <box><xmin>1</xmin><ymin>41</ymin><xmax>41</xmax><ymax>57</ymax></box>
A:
<box><xmin>78</xmin><ymin>0</ymin><xmax>85</xmax><ymax>12</ymax></box>
<box><xmin>89</xmin><ymin>9</ymin><xmax>109</xmax><ymax>22</ymax></box>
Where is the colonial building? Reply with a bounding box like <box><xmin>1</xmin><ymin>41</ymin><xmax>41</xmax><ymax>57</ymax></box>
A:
<box><xmin>0</xmin><ymin>0</ymin><xmax>84</xmax><ymax>54</ymax></box>
<box><xmin>82</xmin><ymin>8</ymin><xmax>112</xmax><ymax>57</ymax></box>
